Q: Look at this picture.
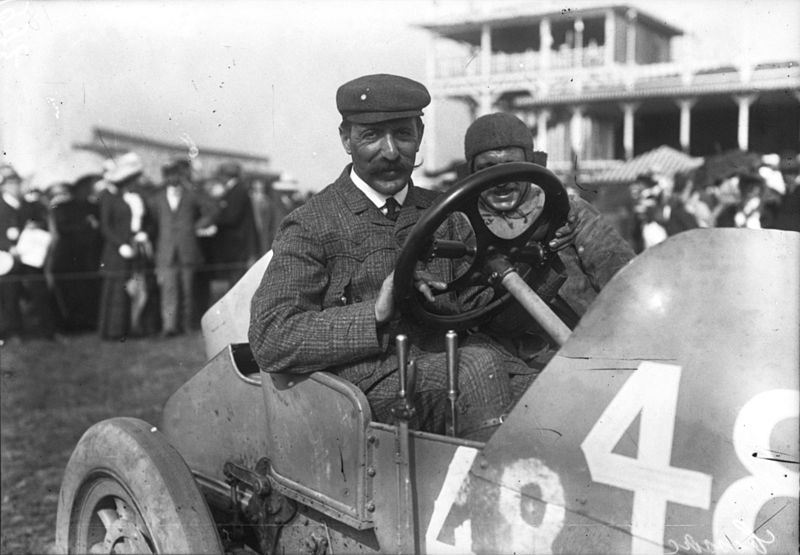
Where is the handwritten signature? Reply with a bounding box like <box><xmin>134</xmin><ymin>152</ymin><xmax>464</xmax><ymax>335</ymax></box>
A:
<box><xmin>665</xmin><ymin>522</ymin><xmax>776</xmax><ymax>554</ymax></box>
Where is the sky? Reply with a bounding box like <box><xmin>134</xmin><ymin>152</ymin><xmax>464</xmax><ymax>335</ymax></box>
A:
<box><xmin>1</xmin><ymin>0</ymin><xmax>799</xmax><ymax>191</ymax></box>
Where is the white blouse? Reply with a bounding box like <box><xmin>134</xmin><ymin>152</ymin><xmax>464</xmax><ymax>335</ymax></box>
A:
<box><xmin>122</xmin><ymin>191</ymin><xmax>144</xmax><ymax>233</ymax></box>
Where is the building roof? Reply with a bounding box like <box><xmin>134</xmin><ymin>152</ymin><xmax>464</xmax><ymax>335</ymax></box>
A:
<box><xmin>418</xmin><ymin>4</ymin><xmax>683</xmax><ymax>41</ymax></box>
<box><xmin>594</xmin><ymin>145</ymin><xmax>702</xmax><ymax>183</ymax></box>
<box><xmin>82</xmin><ymin>126</ymin><xmax>270</xmax><ymax>163</ymax></box>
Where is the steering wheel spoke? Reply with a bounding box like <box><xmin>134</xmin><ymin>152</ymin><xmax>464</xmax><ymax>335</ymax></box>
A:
<box><xmin>395</xmin><ymin>162</ymin><xmax>570</xmax><ymax>330</ymax></box>
<box><xmin>422</xmin><ymin>239</ymin><xmax>477</xmax><ymax>261</ymax></box>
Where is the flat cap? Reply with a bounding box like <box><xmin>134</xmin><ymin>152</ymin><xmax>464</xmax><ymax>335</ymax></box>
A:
<box><xmin>337</xmin><ymin>74</ymin><xmax>430</xmax><ymax>124</ymax></box>
<box><xmin>464</xmin><ymin>112</ymin><xmax>533</xmax><ymax>162</ymax></box>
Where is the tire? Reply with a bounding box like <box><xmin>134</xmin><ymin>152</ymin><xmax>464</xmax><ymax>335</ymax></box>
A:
<box><xmin>55</xmin><ymin>417</ymin><xmax>223</xmax><ymax>554</ymax></box>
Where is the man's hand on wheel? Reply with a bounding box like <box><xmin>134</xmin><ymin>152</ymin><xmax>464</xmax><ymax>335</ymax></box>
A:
<box><xmin>549</xmin><ymin>196</ymin><xmax>579</xmax><ymax>251</ymax></box>
<box><xmin>375</xmin><ymin>270</ymin><xmax>447</xmax><ymax>324</ymax></box>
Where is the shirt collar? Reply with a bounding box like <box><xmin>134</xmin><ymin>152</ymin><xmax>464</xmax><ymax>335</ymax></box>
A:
<box><xmin>349</xmin><ymin>167</ymin><xmax>408</xmax><ymax>209</ymax></box>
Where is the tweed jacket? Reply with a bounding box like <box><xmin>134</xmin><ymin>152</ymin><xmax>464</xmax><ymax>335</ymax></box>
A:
<box><xmin>558</xmin><ymin>196</ymin><xmax>635</xmax><ymax>315</ymax></box>
<box><xmin>249</xmin><ymin>166</ymin><xmax>464</xmax><ymax>388</ymax></box>
<box><xmin>148</xmin><ymin>186</ymin><xmax>216</xmax><ymax>269</ymax></box>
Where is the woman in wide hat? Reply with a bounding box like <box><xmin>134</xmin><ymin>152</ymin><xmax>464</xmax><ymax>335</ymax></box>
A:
<box><xmin>96</xmin><ymin>153</ymin><xmax>153</xmax><ymax>340</ymax></box>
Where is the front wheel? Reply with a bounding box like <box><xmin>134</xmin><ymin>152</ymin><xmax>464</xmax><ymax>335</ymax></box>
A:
<box><xmin>55</xmin><ymin>417</ymin><xmax>222</xmax><ymax>554</ymax></box>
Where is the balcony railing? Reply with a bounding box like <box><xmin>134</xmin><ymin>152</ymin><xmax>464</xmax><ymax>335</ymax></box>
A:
<box><xmin>436</xmin><ymin>46</ymin><xmax>607</xmax><ymax>79</ymax></box>
<box><xmin>433</xmin><ymin>48</ymin><xmax>799</xmax><ymax>97</ymax></box>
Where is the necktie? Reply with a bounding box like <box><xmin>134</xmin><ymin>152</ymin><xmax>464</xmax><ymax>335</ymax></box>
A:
<box><xmin>383</xmin><ymin>197</ymin><xmax>400</xmax><ymax>222</ymax></box>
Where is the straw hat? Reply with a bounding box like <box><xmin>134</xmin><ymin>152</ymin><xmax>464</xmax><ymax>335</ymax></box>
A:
<box><xmin>104</xmin><ymin>152</ymin><xmax>144</xmax><ymax>184</ymax></box>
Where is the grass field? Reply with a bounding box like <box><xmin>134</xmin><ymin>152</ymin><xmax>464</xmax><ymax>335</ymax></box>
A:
<box><xmin>0</xmin><ymin>332</ymin><xmax>207</xmax><ymax>554</ymax></box>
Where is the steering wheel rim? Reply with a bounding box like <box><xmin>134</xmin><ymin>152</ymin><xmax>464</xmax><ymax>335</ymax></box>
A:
<box><xmin>395</xmin><ymin>161</ymin><xmax>570</xmax><ymax>330</ymax></box>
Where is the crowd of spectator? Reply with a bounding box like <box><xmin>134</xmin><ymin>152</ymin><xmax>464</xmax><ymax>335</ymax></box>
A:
<box><xmin>0</xmin><ymin>154</ymin><xmax>306</xmax><ymax>343</ymax></box>
<box><xmin>2</xmin><ymin>147</ymin><xmax>798</xmax><ymax>344</ymax></box>
<box><xmin>626</xmin><ymin>151</ymin><xmax>800</xmax><ymax>252</ymax></box>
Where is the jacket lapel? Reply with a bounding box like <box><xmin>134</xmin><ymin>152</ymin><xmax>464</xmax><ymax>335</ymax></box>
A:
<box><xmin>396</xmin><ymin>182</ymin><xmax>436</xmax><ymax>232</ymax></box>
<box><xmin>334</xmin><ymin>166</ymin><xmax>394</xmax><ymax>229</ymax></box>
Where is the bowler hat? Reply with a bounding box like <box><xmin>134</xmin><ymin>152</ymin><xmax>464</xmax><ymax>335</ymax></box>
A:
<box><xmin>162</xmin><ymin>157</ymin><xmax>192</xmax><ymax>178</ymax></box>
<box><xmin>216</xmin><ymin>161</ymin><xmax>242</xmax><ymax>179</ymax></box>
<box><xmin>337</xmin><ymin>74</ymin><xmax>430</xmax><ymax>124</ymax></box>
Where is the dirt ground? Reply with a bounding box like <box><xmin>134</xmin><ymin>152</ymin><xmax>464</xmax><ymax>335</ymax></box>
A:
<box><xmin>0</xmin><ymin>332</ymin><xmax>207</xmax><ymax>554</ymax></box>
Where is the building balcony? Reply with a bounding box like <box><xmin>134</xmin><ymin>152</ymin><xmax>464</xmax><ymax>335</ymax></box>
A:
<box><xmin>434</xmin><ymin>46</ymin><xmax>607</xmax><ymax>79</ymax></box>
<box><xmin>432</xmin><ymin>49</ymin><xmax>799</xmax><ymax>104</ymax></box>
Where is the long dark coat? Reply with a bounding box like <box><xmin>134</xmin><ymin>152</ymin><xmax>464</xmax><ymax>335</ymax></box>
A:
<box><xmin>50</xmin><ymin>198</ymin><xmax>102</xmax><ymax>330</ymax></box>
<box><xmin>97</xmin><ymin>189</ymin><xmax>154</xmax><ymax>339</ymax></box>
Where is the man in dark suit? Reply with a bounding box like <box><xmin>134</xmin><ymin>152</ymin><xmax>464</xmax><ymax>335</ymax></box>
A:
<box><xmin>249</xmin><ymin>74</ymin><xmax>532</xmax><ymax>441</ymax></box>
<box><xmin>211</xmin><ymin>161</ymin><xmax>258</xmax><ymax>289</ymax></box>
<box><xmin>150</xmin><ymin>160</ymin><xmax>217</xmax><ymax>336</ymax></box>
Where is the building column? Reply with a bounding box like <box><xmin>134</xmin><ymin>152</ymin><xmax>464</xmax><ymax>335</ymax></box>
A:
<box><xmin>604</xmin><ymin>9</ymin><xmax>615</xmax><ymax>66</ymax></box>
<box><xmin>539</xmin><ymin>18</ymin><xmax>552</xmax><ymax>70</ymax></box>
<box><xmin>735</xmin><ymin>94</ymin><xmax>758</xmax><ymax>151</ymax></box>
<box><xmin>570</xmin><ymin>106</ymin><xmax>585</xmax><ymax>159</ymax></box>
<box><xmin>536</xmin><ymin>109</ymin><xmax>550</xmax><ymax>153</ymax></box>
<box><xmin>675</xmin><ymin>98</ymin><xmax>697</xmax><ymax>154</ymax></box>
<box><xmin>478</xmin><ymin>23</ymin><xmax>495</xmax><ymax>117</ymax></box>
<box><xmin>424</xmin><ymin>35</ymin><xmax>437</xmax><ymax>173</ymax></box>
<box><xmin>478</xmin><ymin>91</ymin><xmax>499</xmax><ymax>117</ymax></box>
<box><xmin>621</xmin><ymin>102</ymin><xmax>640</xmax><ymax>160</ymax></box>
<box><xmin>796</xmin><ymin>91</ymin><xmax>800</xmax><ymax>145</ymax></box>
<box><xmin>480</xmin><ymin>23</ymin><xmax>492</xmax><ymax>80</ymax></box>
<box><xmin>574</xmin><ymin>18</ymin><xmax>584</xmax><ymax>66</ymax></box>
<box><xmin>625</xmin><ymin>8</ymin><xmax>637</xmax><ymax>65</ymax></box>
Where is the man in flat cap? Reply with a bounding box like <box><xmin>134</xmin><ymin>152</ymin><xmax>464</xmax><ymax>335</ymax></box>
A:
<box><xmin>463</xmin><ymin>112</ymin><xmax>635</xmax><ymax>375</ymax></box>
<box><xmin>148</xmin><ymin>159</ymin><xmax>217</xmax><ymax>337</ymax></box>
<box><xmin>249</xmin><ymin>74</ymin><xmax>531</xmax><ymax>441</ymax></box>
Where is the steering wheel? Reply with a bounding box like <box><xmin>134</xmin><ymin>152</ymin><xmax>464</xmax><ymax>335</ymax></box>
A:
<box><xmin>394</xmin><ymin>162</ymin><xmax>570</xmax><ymax>330</ymax></box>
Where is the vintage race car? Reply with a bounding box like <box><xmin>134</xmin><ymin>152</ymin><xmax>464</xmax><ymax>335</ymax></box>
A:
<box><xmin>54</xmin><ymin>163</ymin><xmax>799</xmax><ymax>554</ymax></box>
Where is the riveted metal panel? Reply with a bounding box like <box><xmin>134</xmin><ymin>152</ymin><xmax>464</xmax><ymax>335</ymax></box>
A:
<box><xmin>261</xmin><ymin>370</ymin><xmax>374</xmax><ymax>529</ymax></box>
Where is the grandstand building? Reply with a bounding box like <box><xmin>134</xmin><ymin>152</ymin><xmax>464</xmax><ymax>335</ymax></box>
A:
<box><xmin>418</xmin><ymin>4</ymin><xmax>800</xmax><ymax>181</ymax></box>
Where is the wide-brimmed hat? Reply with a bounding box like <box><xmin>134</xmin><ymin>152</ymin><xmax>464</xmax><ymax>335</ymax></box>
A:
<box><xmin>104</xmin><ymin>152</ymin><xmax>144</xmax><ymax>184</ymax></box>
<box><xmin>71</xmin><ymin>173</ymin><xmax>102</xmax><ymax>190</ymax></box>
<box><xmin>0</xmin><ymin>164</ymin><xmax>21</xmax><ymax>185</ymax></box>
